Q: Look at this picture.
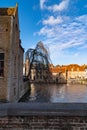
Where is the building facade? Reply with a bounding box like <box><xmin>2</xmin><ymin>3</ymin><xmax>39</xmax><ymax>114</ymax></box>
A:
<box><xmin>0</xmin><ymin>4</ymin><xmax>24</xmax><ymax>102</ymax></box>
<box><xmin>50</xmin><ymin>64</ymin><xmax>87</xmax><ymax>83</ymax></box>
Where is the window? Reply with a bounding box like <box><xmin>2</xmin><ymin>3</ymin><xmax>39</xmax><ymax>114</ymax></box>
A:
<box><xmin>14</xmin><ymin>87</ymin><xmax>16</xmax><ymax>96</ymax></box>
<box><xmin>0</xmin><ymin>53</ymin><xmax>4</xmax><ymax>77</ymax></box>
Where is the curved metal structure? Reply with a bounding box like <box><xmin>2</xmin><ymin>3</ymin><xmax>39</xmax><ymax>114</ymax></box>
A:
<box><xmin>25</xmin><ymin>41</ymin><xmax>52</xmax><ymax>82</ymax></box>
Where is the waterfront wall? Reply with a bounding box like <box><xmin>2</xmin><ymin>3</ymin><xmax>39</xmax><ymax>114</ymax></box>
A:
<box><xmin>0</xmin><ymin>103</ymin><xmax>87</xmax><ymax>129</ymax></box>
<box><xmin>67</xmin><ymin>79</ymin><xmax>87</xmax><ymax>85</ymax></box>
<box><xmin>17</xmin><ymin>81</ymin><xmax>29</xmax><ymax>102</ymax></box>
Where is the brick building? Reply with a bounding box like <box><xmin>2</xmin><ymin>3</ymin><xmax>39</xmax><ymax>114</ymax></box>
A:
<box><xmin>50</xmin><ymin>64</ymin><xmax>87</xmax><ymax>83</ymax></box>
<box><xmin>0</xmin><ymin>4</ymin><xmax>24</xmax><ymax>102</ymax></box>
<box><xmin>66</xmin><ymin>64</ymin><xmax>86</xmax><ymax>79</ymax></box>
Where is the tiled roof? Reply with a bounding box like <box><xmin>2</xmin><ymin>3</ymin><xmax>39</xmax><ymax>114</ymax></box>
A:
<box><xmin>50</xmin><ymin>64</ymin><xmax>86</xmax><ymax>73</ymax></box>
<box><xmin>50</xmin><ymin>67</ymin><xmax>66</xmax><ymax>73</ymax></box>
<box><xmin>66</xmin><ymin>64</ymin><xmax>85</xmax><ymax>71</ymax></box>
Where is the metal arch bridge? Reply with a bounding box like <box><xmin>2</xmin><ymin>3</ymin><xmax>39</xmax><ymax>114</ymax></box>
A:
<box><xmin>25</xmin><ymin>41</ymin><xmax>52</xmax><ymax>81</ymax></box>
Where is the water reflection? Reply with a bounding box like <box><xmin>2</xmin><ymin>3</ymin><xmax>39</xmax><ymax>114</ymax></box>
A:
<box><xmin>50</xmin><ymin>85</ymin><xmax>65</xmax><ymax>102</ymax></box>
<box><xmin>29</xmin><ymin>84</ymin><xmax>37</xmax><ymax>101</ymax></box>
<box><xmin>26</xmin><ymin>83</ymin><xmax>87</xmax><ymax>103</ymax></box>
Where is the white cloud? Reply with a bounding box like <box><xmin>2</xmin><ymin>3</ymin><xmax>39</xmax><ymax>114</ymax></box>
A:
<box><xmin>38</xmin><ymin>26</ymin><xmax>54</xmax><ymax>37</ymax></box>
<box><xmin>78</xmin><ymin>44</ymin><xmax>87</xmax><ymax>50</ymax></box>
<box><xmin>36</xmin><ymin>14</ymin><xmax>87</xmax><ymax>65</ymax></box>
<box><xmin>76</xmin><ymin>15</ymin><xmax>87</xmax><ymax>23</ymax></box>
<box><xmin>40</xmin><ymin>0</ymin><xmax>69</xmax><ymax>12</ymax></box>
<box><xmin>40</xmin><ymin>0</ymin><xmax>47</xmax><ymax>9</ymax></box>
<box><xmin>38</xmin><ymin>0</ymin><xmax>87</xmax><ymax>65</ymax></box>
<box><xmin>73</xmin><ymin>52</ymin><xmax>79</xmax><ymax>57</ymax></box>
<box><xmin>47</xmin><ymin>0</ymin><xmax>69</xmax><ymax>12</ymax></box>
<box><xmin>43</xmin><ymin>16</ymin><xmax>63</xmax><ymax>25</ymax></box>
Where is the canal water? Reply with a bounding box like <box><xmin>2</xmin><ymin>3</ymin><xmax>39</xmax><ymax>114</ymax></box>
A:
<box><xmin>22</xmin><ymin>83</ymin><xmax>87</xmax><ymax>103</ymax></box>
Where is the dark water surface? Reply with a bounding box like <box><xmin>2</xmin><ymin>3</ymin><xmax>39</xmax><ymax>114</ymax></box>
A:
<box><xmin>23</xmin><ymin>83</ymin><xmax>87</xmax><ymax>103</ymax></box>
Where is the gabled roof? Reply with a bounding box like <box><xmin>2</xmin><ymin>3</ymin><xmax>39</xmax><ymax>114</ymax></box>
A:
<box><xmin>0</xmin><ymin>3</ymin><xmax>18</xmax><ymax>16</ymax></box>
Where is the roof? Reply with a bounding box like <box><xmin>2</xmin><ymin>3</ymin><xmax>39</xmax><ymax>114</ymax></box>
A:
<box><xmin>50</xmin><ymin>67</ymin><xmax>66</xmax><ymax>73</ymax></box>
<box><xmin>50</xmin><ymin>64</ymin><xmax>86</xmax><ymax>73</ymax></box>
<box><xmin>66</xmin><ymin>64</ymin><xmax>84</xmax><ymax>71</ymax></box>
<box><xmin>0</xmin><ymin>3</ymin><xmax>18</xmax><ymax>16</ymax></box>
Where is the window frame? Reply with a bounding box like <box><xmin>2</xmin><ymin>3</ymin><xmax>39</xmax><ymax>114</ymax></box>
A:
<box><xmin>0</xmin><ymin>53</ymin><xmax>4</xmax><ymax>77</ymax></box>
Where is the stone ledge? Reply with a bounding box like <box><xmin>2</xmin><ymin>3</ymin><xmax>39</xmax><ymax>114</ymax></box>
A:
<box><xmin>0</xmin><ymin>103</ymin><xmax>87</xmax><ymax>117</ymax></box>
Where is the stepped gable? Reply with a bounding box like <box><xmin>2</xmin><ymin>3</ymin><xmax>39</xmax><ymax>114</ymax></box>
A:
<box><xmin>0</xmin><ymin>3</ymin><xmax>18</xmax><ymax>16</ymax></box>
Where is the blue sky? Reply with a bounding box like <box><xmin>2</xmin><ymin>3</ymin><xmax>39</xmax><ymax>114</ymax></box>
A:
<box><xmin>0</xmin><ymin>0</ymin><xmax>87</xmax><ymax>65</ymax></box>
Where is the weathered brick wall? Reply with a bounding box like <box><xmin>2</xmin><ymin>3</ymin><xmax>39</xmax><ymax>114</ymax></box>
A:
<box><xmin>0</xmin><ymin>103</ymin><xmax>87</xmax><ymax>130</ymax></box>
<box><xmin>0</xmin><ymin>9</ymin><xmax>26</xmax><ymax>102</ymax></box>
<box><xmin>0</xmin><ymin>15</ymin><xmax>20</xmax><ymax>102</ymax></box>
<box><xmin>0</xmin><ymin>116</ymin><xmax>87</xmax><ymax>129</ymax></box>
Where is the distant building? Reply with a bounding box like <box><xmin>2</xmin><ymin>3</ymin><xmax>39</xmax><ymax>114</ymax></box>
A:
<box><xmin>66</xmin><ymin>64</ymin><xmax>87</xmax><ymax>79</ymax></box>
<box><xmin>0</xmin><ymin>4</ymin><xmax>24</xmax><ymax>102</ymax></box>
<box><xmin>50</xmin><ymin>65</ymin><xmax>67</xmax><ymax>83</ymax></box>
<box><xmin>50</xmin><ymin>64</ymin><xmax>87</xmax><ymax>83</ymax></box>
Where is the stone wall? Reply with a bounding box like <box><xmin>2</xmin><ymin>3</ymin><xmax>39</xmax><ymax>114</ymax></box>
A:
<box><xmin>0</xmin><ymin>6</ymin><xmax>26</xmax><ymax>102</ymax></box>
<box><xmin>1</xmin><ymin>116</ymin><xmax>87</xmax><ymax>129</ymax></box>
<box><xmin>0</xmin><ymin>16</ymin><xmax>11</xmax><ymax>101</ymax></box>
<box><xmin>0</xmin><ymin>103</ymin><xmax>87</xmax><ymax>129</ymax></box>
